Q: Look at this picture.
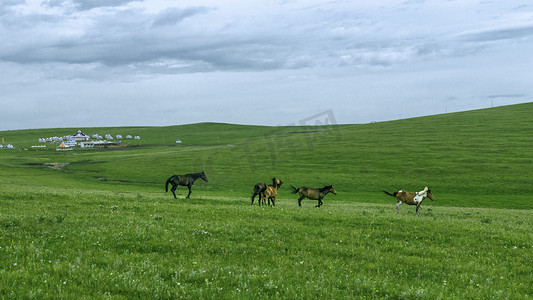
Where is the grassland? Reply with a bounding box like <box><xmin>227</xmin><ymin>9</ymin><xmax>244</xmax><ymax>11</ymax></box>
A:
<box><xmin>1</xmin><ymin>103</ymin><xmax>532</xmax><ymax>298</ymax></box>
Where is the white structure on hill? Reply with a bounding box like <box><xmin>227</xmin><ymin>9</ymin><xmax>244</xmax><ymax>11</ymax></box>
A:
<box><xmin>65</xmin><ymin>139</ymin><xmax>77</xmax><ymax>147</ymax></box>
<box><xmin>71</xmin><ymin>130</ymin><xmax>90</xmax><ymax>141</ymax></box>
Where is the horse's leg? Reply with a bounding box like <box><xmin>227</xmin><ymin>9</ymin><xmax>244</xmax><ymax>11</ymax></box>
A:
<box><xmin>186</xmin><ymin>184</ymin><xmax>192</xmax><ymax>199</ymax></box>
<box><xmin>271</xmin><ymin>197</ymin><xmax>275</xmax><ymax>207</ymax></box>
<box><xmin>171</xmin><ymin>184</ymin><xmax>178</xmax><ymax>199</ymax></box>
<box><xmin>316</xmin><ymin>199</ymin><xmax>323</xmax><ymax>208</ymax></box>
<box><xmin>298</xmin><ymin>196</ymin><xmax>305</xmax><ymax>207</ymax></box>
<box><xmin>396</xmin><ymin>201</ymin><xmax>402</xmax><ymax>214</ymax></box>
<box><xmin>416</xmin><ymin>204</ymin><xmax>422</xmax><ymax>215</ymax></box>
<box><xmin>251</xmin><ymin>192</ymin><xmax>255</xmax><ymax>205</ymax></box>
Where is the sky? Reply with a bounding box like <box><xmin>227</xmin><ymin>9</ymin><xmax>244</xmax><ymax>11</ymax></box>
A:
<box><xmin>1</xmin><ymin>0</ymin><xmax>533</xmax><ymax>131</ymax></box>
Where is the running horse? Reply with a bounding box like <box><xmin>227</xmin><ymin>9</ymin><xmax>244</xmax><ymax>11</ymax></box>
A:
<box><xmin>290</xmin><ymin>184</ymin><xmax>337</xmax><ymax>208</ymax></box>
<box><xmin>165</xmin><ymin>171</ymin><xmax>208</xmax><ymax>199</ymax></box>
<box><xmin>383</xmin><ymin>187</ymin><xmax>434</xmax><ymax>215</ymax></box>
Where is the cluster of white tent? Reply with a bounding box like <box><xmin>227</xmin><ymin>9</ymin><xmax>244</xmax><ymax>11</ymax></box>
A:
<box><xmin>38</xmin><ymin>130</ymin><xmax>141</xmax><ymax>149</ymax></box>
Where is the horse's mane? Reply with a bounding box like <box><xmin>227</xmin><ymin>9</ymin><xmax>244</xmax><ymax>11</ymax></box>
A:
<box><xmin>417</xmin><ymin>186</ymin><xmax>429</xmax><ymax>196</ymax></box>
<box><xmin>320</xmin><ymin>185</ymin><xmax>332</xmax><ymax>192</ymax></box>
<box><xmin>271</xmin><ymin>177</ymin><xmax>282</xmax><ymax>188</ymax></box>
<box><xmin>187</xmin><ymin>172</ymin><xmax>205</xmax><ymax>179</ymax></box>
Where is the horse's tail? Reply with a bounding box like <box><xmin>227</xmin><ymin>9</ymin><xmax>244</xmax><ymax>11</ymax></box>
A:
<box><xmin>383</xmin><ymin>190</ymin><xmax>397</xmax><ymax>197</ymax></box>
<box><xmin>251</xmin><ymin>183</ymin><xmax>266</xmax><ymax>200</ymax></box>
<box><xmin>290</xmin><ymin>184</ymin><xmax>300</xmax><ymax>194</ymax></box>
<box><xmin>165</xmin><ymin>176</ymin><xmax>174</xmax><ymax>192</ymax></box>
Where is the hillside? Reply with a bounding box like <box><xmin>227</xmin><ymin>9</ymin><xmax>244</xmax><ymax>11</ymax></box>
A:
<box><xmin>1</xmin><ymin>102</ymin><xmax>532</xmax><ymax>209</ymax></box>
<box><xmin>1</xmin><ymin>103</ymin><xmax>532</xmax><ymax>298</ymax></box>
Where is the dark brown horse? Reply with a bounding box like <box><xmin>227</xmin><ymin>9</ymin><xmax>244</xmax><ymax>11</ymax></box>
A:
<box><xmin>262</xmin><ymin>177</ymin><xmax>283</xmax><ymax>207</ymax></box>
<box><xmin>165</xmin><ymin>171</ymin><xmax>208</xmax><ymax>199</ymax></box>
<box><xmin>251</xmin><ymin>182</ymin><xmax>266</xmax><ymax>205</ymax></box>
<box><xmin>290</xmin><ymin>184</ymin><xmax>337</xmax><ymax>207</ymax></box>
<box><xmin>383</xmin><ymin>187</ymin><xmax>434</xmax><ymax>215</ymax></box>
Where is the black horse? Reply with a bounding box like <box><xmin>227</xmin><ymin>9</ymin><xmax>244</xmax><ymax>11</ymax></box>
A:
<box><xmin>251</xmin><ymin>182</ymin><xmax>267</xmax><ymax>206</ymax></box>
<box><xmin>165</xmin><ymin>171</ymin><xmax>208</xmax><ymax>199</ymax></box>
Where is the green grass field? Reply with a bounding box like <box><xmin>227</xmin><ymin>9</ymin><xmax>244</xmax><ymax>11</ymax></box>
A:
<box><xmin>1</xmin><ymin>103</ymin><xmax>532</xmax><ymax>298</ymax></box>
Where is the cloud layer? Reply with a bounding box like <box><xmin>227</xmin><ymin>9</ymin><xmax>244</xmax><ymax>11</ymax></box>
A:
<box><xmin>1</xmin><ymin>0</ymin><xmax>532</xmax><ymax>130</ymax></box>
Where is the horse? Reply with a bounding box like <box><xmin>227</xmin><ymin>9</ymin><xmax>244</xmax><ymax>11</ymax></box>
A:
<box><xmin>383</xmin><ymin>187</ymin><xmax>434</xmax><ymax>215</ymax></box>
<box><xmin>165</xmin><ymin>171</ymin><xmax>208</xmax><ymax>199</ymax></box>
<box><xmin>290</xmin><ymin>184</ymin><xmax>337</xmax><ymax>208</ymax></box>
<box><xmin>251</xmin><ymin>182</ymin><xmax>267</xmax><ymax>206</ymax></box>
<box><xmin>261</xmin><ymin>177</ymin><xmax>283</xmax><ymax>207</ymax></box>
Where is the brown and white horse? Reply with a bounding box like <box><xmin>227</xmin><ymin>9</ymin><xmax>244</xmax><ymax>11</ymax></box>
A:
<box><xmin>383</xmin><ymin>187</ymin><xmax>434</xmax><ymax>215</ymax></box>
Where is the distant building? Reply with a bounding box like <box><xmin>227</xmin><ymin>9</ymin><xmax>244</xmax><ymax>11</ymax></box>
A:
<box><xmin>71</xmin><ymin>130</ymin><xmax>90</xmax><ymax>141</ymax></box>
<box><xmin>134</xmin><ymin>136</ymin><xmax>141</xmax><ymax>140</ymax></box>
<box><xmin>126</xmin><ymin>135</ymin><xmax>132</xmax><ymax>139</ymax></box>
<box><xmin>64</xmin><ymin>139</ymin><xmax>77</xmax><ymax>147</ymax></box>
<box><xmin>56</xmin><ymin>142</ymin><xmax>73</xmax><ymax>151</ymax></box>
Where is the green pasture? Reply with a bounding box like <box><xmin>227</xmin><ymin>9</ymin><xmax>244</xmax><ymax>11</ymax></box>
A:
<box><xmin>1</xmin><ymin>103</ymin><xmax>532</xmax><ymax>298</ymax></box>
<box><xmin>1</xmin><ymin>103</ymin><xmax>532</xmax><ymax>208</ymax></box>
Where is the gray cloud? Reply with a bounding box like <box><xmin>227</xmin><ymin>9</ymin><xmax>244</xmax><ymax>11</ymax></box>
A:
<box><xmin>1</xmin><ymin>1</ymin><xmax>430</xmax><ymax>74</ymax></box>
<box><xmin>152</xmin><ymin>7</ymin><xmax>211</xmax><ymax>27</ymax></box>
<box><xmin>460</xmin><ymin>25</ymin><xmax>533</xmax><ymax>42</ymax></box>
<box><xmin>45</xmin><ymin>0</ymin><xmax>137</xmax><ymax>11</ymax></box>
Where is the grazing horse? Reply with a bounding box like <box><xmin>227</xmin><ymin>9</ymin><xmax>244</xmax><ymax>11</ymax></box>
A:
<box><xmin>290</xmin><ymin>184</ymin><xmax>337</xmax><ymax>208</ymax></box>
<box><xmin>165</xmin><ymin>171</ymin><xmax>208</xmax><ymax>199</ymax></box>
<box><xmin>383</xmin><ymin>187</ymin><xmax>434</xmax><ymax>215</ymax></box>
<box><xmin>261</xmin><ymin>177</ymin><xmax>283</xmax><ymax>207</ymax></box>
<box><xmin>251</xmin><ymin>182</ymin><xmax>267</xmax><ymax>206</ymax></box>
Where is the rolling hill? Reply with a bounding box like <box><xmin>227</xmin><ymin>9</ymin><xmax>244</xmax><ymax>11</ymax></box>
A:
<box><xmin>1</xmin><ymin>102</ymin><xmax>532</xmax><ymax>209</ymax></box>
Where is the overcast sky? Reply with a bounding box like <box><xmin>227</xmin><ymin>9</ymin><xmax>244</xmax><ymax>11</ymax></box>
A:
<box><xmin>1</xmin><ymin>0</ymin><xmax>532</xmax><ymax>131</ymax></box>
